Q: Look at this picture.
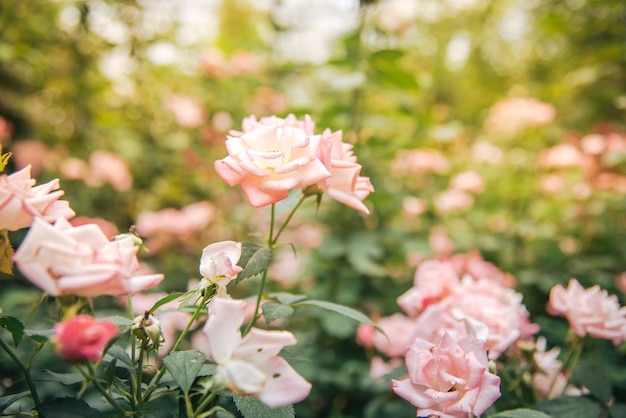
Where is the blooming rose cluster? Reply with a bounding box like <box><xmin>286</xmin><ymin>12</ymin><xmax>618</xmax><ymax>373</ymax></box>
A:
<box><xmin>214</xmin><ymin>114</ymin><xmax>373</xmax><ymax>213</ymax></box>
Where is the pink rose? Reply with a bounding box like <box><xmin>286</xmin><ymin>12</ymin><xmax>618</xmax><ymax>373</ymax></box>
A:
<box><xmin>53</xmin><ymin>315</ymin><xmax>119</xmax><ymax>362</ymax></box>
<box><xmin>229</xmin><ymin>114</ymin><xmax>315</xmax><ymax>137</ymax></box>
<box><xmin>547</xmin><ymin>278</ymin><xmax>626</xmax><ymax>345</ymax></box>
<box><xmin>13</xmin><ymin>218</ymin><xmax>164</xmax><ymax>297</ymax></box>
<box><xmin>214</xmin><ymin>114</ymin><xmax>330</xmax><ymax>207</ymax></box>
<box><xmin>369</xmin><ymin>313</ymin><xmax>419</xmax><ymax>358</ymax></box>
<box><xmin>450</xmin><ymin>170</ymin><xmax>485</xmax><ymax>194</ymax></box>
<box><xmin>483</xmin><ymin>97</ymin><xmax>556</xmax><ymax>134</ymax></box>
<box><xmin>87</xmin><ymin>151</ymin><xmax>133</xmax><ymax>192</ymax></box>
<box><xmin>198</xmin><ymin>241</ymin><xmax>243</xmax><ymax>295</ymax></box>
<box><xmin>316</xmin><ymin>129</ymin><xmax>374</xmax><ymax>214</ymax></box>
<box><xmin>392</xmin><ymin>333</ymin><xmax>501</xmax><ymax>418</ymax></box>
<box><xmin>165</xmin><ymin>94</ymin><xmax>206</xmax><ymax>128</ymax></box>
<box><xmin>202</xmin><ymin>298</ymin><xmax>312</xmax><ymax>408</ymax></box>
<box><xmin>0</xmin><ymin>165</ymin><xmax>75</xmax><ymax>231</ymax></box>
<box><xmin>434</xmin><ymin>189</ymin><xmax>474</xmax><ymax>212</ymax></box>
<box><xmin>537</xmin><ymin>143</ymin><xmax>584</xmax><ymax>169</ymax></box>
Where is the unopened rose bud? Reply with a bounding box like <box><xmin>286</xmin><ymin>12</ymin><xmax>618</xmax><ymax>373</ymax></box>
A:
<box><xmin>131</xmin><ymin>311</ymin><xmax>162</xmax><ymax>348</ymax></box>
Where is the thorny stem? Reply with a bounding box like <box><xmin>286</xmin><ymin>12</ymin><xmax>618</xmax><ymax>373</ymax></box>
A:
<box><xmin>0</xmin><ymin>337</ymin><xmax>40</xmax><ymax>406</ymax></box>
<box><xmin>141</xmin><ymin>293</ymin><xmax>209</xmax><ymax>405</ymax></box>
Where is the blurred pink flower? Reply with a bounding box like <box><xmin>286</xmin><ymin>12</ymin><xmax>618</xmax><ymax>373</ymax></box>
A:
<box><xmin>198</xmin><ymin>241</ymin><xmax>243</xmax><ymax>296</ymax></box>
<box><xmin>215</xmin><ymin>114</ymin><xmax>330</xmax><ymax>207</ymax></box>
<box><xmin>391</xmin><ymin>149</ymin><xmax>450</xmax><ymax>176</ymax></box>
<box><xmin>364</xmin><ymin>313</ymin><xmax>419</xmax><ymax>358</ymax></box>
<box><xmin>616</xmin><ymin>272</ymin><xmax>626</xmax><ymax>295</ymax></box>
<box><xmin>397</xmin><ymin>259</ymin><xmax>460</xmax><ymax>317</ymax></box>
<box><xmin>228</xmin><ymin>51</ymin><xmax>265</xmax><ymax>76</ymax></box>
<box><xmin>53</xmin><ymin>315</ymin><xmax>118</xmax><ymax>362</ymax></box>
<box><xmin>547</xmin><ymin>279</ymin><xmax>626</xmax><ymax>345</ymax></box>
<box><xmin>86</xmin><ymin>151</ymin><xmax>133</xmax><ymax>192</ymax></box>
<box><xmin>402</xmin><ymin>196</ymin><xmax>427</xmax><ymax>217</ymax></box>
<box><xmin>59</xmin><ymin>157</ymin><xmax>90</xmax><ymax>180</ymax></box>
<box><xmin>14</xmin><ymin>217</ymin><xmax>163</xmax><ymax>297</ymax></box>
<box><xmin>428</xmin><ymin>228</ymin><xmax>455</xmax><ymax>256</ymax></box>
<box><xmin>316</xmin><ymin>129</ymin><xmax>374</xmax><ymax>214</ymax></box>
<box><xmin>136</xmin><ymin>201</ymin><xmax>216</xmax><ymax>237</ymax></box>
<box><xmin>369</xmin><ymin>356</ymin><xmax>403</xmax><ymax>379</ymax></box>
<box><xmin>201</xmin><ymin>298</ymin><xmax>311</xmax><ymax>408</ymax></box>
<box><xmin>0</xmin><ymin>116</ymin><xmax>13</xmax><ymax>146</ymax></box>
<box><xmin>10</xmin><ymin>140</ymin><xmax>52</xmax><ymax>177</ymax></box>
<box><xmin>392</xmin><ymin>333</ymin><xmax>501</xmax><ymax>418</ymax></box>
<box><xmin>165</xmin><ymin>94</ymin><xmax>207</xmax><ymax>129</ymax></box>
<box><xmin>450</xmin><ymin>170</ymin><xmax>485</xmax><ymax>194</ymax></box>
<box><xmin>471</xmin><ymin>141</ymin><xmax>504</xmax><ymax>165</ymax></box>
<box><xmin>434</xmin><ymin>189</ymin><xmax>474</xmax><ymax>212</ymax></box>
<box><xmin>537</xmin><ymin>143</ymin><xmax>584</xmax><ymax>169</ymax></box>
<box><xmin>484</xmin><ymin>97</ymin><xmax>556</xmax><ymax>134</ymax></box>
<box><xmin>246</xmin><ymin>86</ymin><xmax>289</xmax><ymax>116</ymax></box>
<box><xmin>450</xmin><ymin>251</ymin><xmax>516</xmax><ymax>288</ymax></box>
<box><xmin>539</xmin><ymin>174</ymin><xmax>566</xmax><ymax>194</ymax></box>
<box><xmin>0</xmin><ymin>165</ymin><xmax>75</xmax><ymax>231</ymax></box>
<box><xmin>532</xmin><ymin>336</ymin><xmax>582</xmax><ymax>400</ymax></box>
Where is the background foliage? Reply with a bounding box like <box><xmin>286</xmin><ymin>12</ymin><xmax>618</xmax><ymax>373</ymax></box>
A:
<box><xmin>1</xmin><ymin>0</ymin><xmax>625</xmax><ymax>417</ymax></box>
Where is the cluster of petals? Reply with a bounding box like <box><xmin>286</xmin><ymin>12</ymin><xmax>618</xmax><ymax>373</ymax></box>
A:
<box><xmin>316</xmin><ymin>129</ymin><xmax>374</xmax><ymax>214</ymax></box>
<box><xmin>547</xmin><ymin>278</ymin><xmax>626</xmax><ymax>345</ymax></box>
<box><xmin>215</xmin><ymin>114</ymin><xmax>372</xmax><ymax>212</ymax></box>
<box><xmin>0</xmin><ymin>165</ymin><xmax>75</xmax><ymax>231</ymax></box>
<box><xmin>198</xmin><ymin>241</ymin><xmax>243</xmax><ymax>295</ymax></box>
<box><xmin>201</xmin><ymin>297</ymin><xmax>311</xmax><ymax>408</ymax></box>
<box><xmin>53</xmin><ymin>315</ymin><xmax>119</xmax><ymax>362</ymax></box>
<box><xmin>392</xmin><ymin>333</ymin><xmax>501</xmax><ymax>418</ymax></box>
<box><xmin>13</xmin><ymin>218</ymin><xmax>164</xmax><ymax>297</ymax></box>
<box><xmin>531</xmin><ymin>336</ymin><xmax>582</xmax><ymax>400</ymax></box>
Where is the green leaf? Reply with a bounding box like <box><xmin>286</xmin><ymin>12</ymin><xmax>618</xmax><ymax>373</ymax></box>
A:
<box><xmin>489</xmin><ymin>409</ymin><xmax>553</xmax><ymax>418</ymax></box>
<box><xmin>162</xmin><ymin>350</ymin><xmax>206</xmax><ymax>395</ymax></box>
<box><xmin>233</xmin><ymin>394</ymin><xmax>294</xmax><ymax>418</ymax></box>
<box><xmin>609</xmin><ymin>403</ymin><xmax>626</xmax><ymax>418</ymax></box>
<box><xmin>294</xmin><ymin>300</ymin><xmax>381</xmax><ymax>331</ymax></box>
<box><xmin>268</xmin><ymin>293</ymin><xmax>307</xmax><ymax>305</ymax></box>
<box><xmin>535</xmin><ymin>396</ymin><xmax>603</xmax><ymax>418</ymax></box>
<box><xmin>105</xmin><ymin>345</ymin><xmax>133</xmax><ymax>371</ymax></box>
<box><xmin>236</xmin><ymin>243</ymin><xmax>271</xmax><ymax>284</ymax></box>
<box><xmin>33</xmin><ymin>370</ymin><xmax>84</xmax><ymax>385</ymax></box>
<box><xmin>101</xmin><ymin>315</ymin><xmax>133</xmax><ymax>328</ymax></box>
<box><xmin>0</xmin><ymin>391</ymin><xmax>30</xmax><ymax>411</ymax></box>
<box><xmin>24</xmin><ymin>327</ymin><xmax>53</xmax><ymax>342</ymax></box>
<box><xmin>0</xmin><ymin>315</ymin><xmax>24</xmax><ymax>347</ymax></box>
<box><xmin>37</xmin><ymin>398</ymin><xmax>105</xmax><ymax>418</ymax></box>
<box><xmin>572</xmin><ymin>363</ymin><xmax>612</xmax><ymax>403</ymax></box>
<box><xmin>262</xmin><ymin>303</ymin><xmax>294</xmax><ymax>324</ymax></box>
<box><xmin>104</xmin><ymin>358</ymin><xmax>118</xmax><ymax>386</ymax></box>
<box><xmin>149</xmin><ymin>292</ymin><xmax>185</xmax><ymax>313</ymax></box>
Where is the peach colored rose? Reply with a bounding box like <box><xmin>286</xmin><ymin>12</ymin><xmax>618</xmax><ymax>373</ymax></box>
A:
<box><xmin>450</xmin><ymin>170</ymin><xmax>485</xmax><ymax>194</ymax></box>
<box><xmin>0</xmin><ymin>165</ymin><xmax>75</xmax><ymax>231</ymax></box>
<box><xmin>537</xmin><ymin>143</ymin><xmax>584</xmax><ymax>169</ymax></box>
<box><xmin>435</xmin><ymin>189</ymin><xmax>474</xmax><ymax>212</ymax></box>
<box><xmin>484</xmin><ymin>97</ymin><xmax>556</xmax><ymax>134</ymax></box>
<box><xmin>215</xmin><ymin>114</ymin><xmax>330</xmax><ymax>207</ymax></box>
<box><xmin>547</xmin><ymin>278</ymin><xmax>626</xmax><ymax>345</ymax></box>
<box><xmin>402</xmin><ymin>196</ymin><xmax>427</xmax><ymax>217</ymax></box>
<box><xmin>13</xmin><ymin>217</ymin><xmax>163</xmax><ymax>297</ymax></box>
<box><xmin>53</xmin><ymin>315</ymin><xmax>119</xmax><ymax>362</ymax></box>
<box><xmin>316</xmin><ymin>129</ymin><xmax>373</xmax><ymax>214</ymax></box>
<box><xmin>392</xmin><ymin>333</ymin><xmax>501</xmax><ymax>418</ymax></box>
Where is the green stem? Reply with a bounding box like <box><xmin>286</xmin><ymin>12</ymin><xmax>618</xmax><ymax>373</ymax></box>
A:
<box><xmin>136</xmin><ymin>343</ymin><xmax>145</xmax><ymax>406</ymax></box>
<box><xmin>127</xmin><ymin>295</ymin><xmax>138</xmax><ymax>410</ymax></box>
<box><xmin>0</xmin><ymin>337</ymin><xmax>41</xmax><ymax>406</ymax></box>
<box><xmin>83</xmin><ymin>362</ymin><xmax>127</xmax><ymax>416</ymax></box>
<box><xmin>242</xmin><ymin>268</ymin><xmax>268</xmax><ymax>336</ymax></box>
<box><xmin>271</xmin><ymin>195</ymin><xmax>309</xmax><ymax>246</ymax></box>
<box><xmin>194</xmin><ymin>392</ymin><xmax>218</xmax><ymax>418</ymax></box>
<box><xmin>141</xmin><ymin>295</ymin><xmax>209</xmax><ymax>404</ymax></box>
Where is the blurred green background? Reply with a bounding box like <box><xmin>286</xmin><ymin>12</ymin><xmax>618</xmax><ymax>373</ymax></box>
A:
<box><xmin>1</xmin><ymin>0</ymin><xmax>625</xmax><ymax>416</ymax></box>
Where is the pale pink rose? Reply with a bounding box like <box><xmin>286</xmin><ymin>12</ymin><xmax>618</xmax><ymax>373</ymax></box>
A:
<box><xmin>369</xmin><ymin>313</ymin><xmax>419</xmax><ymax>358</ymax></box>
<box><xmin>450</xmin><ymin>170</ymin><xmax>485</xmax><ymax>194</ymax></box>
<box><xmin>484</xmin><ymin>97</ymin><xmax>556</xmax><ymax>134</ymax></box>
<box><xmin>402</xmin><ymin>196</ymin><xmax>427</xmax><ymax>217</ymax></box>
<box><xmin>87</xmin><ymin>151</ymin><xmax>133</xmax><ymax>192</ymax></box>
<box><xmin>532</xmin><ymin>336</ymin><xmax>582</xmax><ymax>400</ymax></box>
<box><xmin>412</xmin><ymin>277</ymin><xmax>538</xmax><ymax>359</ymax></box>
<box><xmin>136</xmin><ymin>201</ymin><xmax>216</xmax><ymax>237</ymax></box>
<box><xmin>0</xmin><ymin>165</ymin><xmax>75</xmax><ymax>231</ymax></box>
<box><xmin>547</xmin><ymin>279</ymin><xmax>626</xmax><ymax>345</ymax></box>
<box><xmin>165</xmin><ymin>94</ymin><xmax>207</xmax><ymax>129</ymax></box>
<box><xmin>450</xmin><ymin>250</ymin><xmax>516</xmax><ymax>287</ymax></box>
<box><xmin>538</xmin><ymin>143</ymin><xmax>584</xmax><ymax>169</ymax></box>
<box><xmin>434</xmin><ymin>189</ymin><xmax>474</xmax><ymax>212</ymax></box>
<box><xmin>10</xmin><ymin>140</ymin><xmax>51</xmax><ymax>177</ymax></box>
<box><xmin>199</xmin><ymin>241</ymin><xmax>243</xmax><ymax>295</ymax></box>
<box><xmin>391</xmin><ymin>149</ymin><xmax>450</xmax><ymax>176</ymax></box>
<box><xmin>215</xmin><ymin>114</ymin><xmax>330</xmax><ymax>207</ymax></box>
<box><xmin>53</xmin><ymin>315</ymin><xmax>119</xmax><ymax>362</ymax></box>
<box><xmin>13</xmin><ymin>217</ymin><xmax>164</xmax><ymax>297</ymax></box>
<box><xmin>392</xmin><ymin>333</ymin><xmax>501</xmax><ymax>418</ymax></box>
<box><xmin>397</xmin><ymin>259</ymin><xmax>460</xmax><ymax>317</ymax></box>
<box><xmin>229</xmin><ymin>113</ymin><xmax>315</xmax><ymax>138</ymax></box>
<box><xmin>428</xmin><ymin>228</ymin><xmax>455</xmax><ymax>256</ymax></box>
<box><xmin>316</xmin><ymin>129</ymin><xmax>374</xmax><ymax>214</ymax></box>
<box><xmin>201</xmin><ymin>298</ymin><xmax>312</xmax><ymax>408</ymax></box>
<box><xmin>59</xmin><ymin>157</ymin><xmax>90</xmax><ymax>180</ymax></box>
<box><xmin>70</xmin><ymin>216</ymin><xmax>119</xmax><ymax>238</ymax></box>
<box><xmin>471</xmin><ymin>141</ymin><xmax>504</xmax><ymax>165</ymax></box>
